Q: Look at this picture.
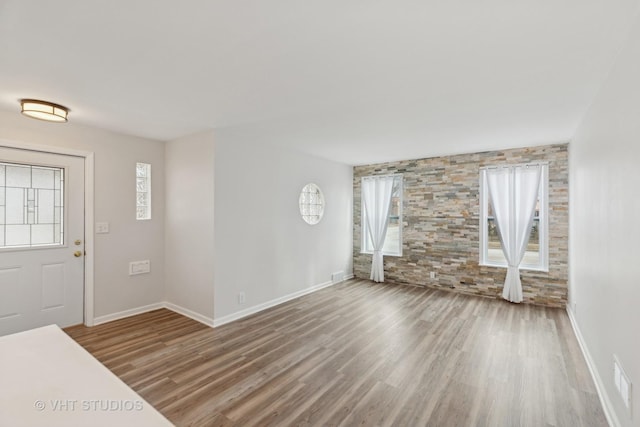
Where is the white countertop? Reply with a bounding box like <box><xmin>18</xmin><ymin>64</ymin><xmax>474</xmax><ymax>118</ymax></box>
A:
<box><xmin>0</xmin><ymin>324</ymin><xmax>173</xmax><ymax>427</ymax></box>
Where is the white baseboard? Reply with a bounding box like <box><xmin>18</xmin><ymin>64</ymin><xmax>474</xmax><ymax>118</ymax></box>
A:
<box><xmin>93</xmin><ymin>302</ymin><xmax>164</xmax><ymax>325</ymax></box>
<box><xmin>164</xmin><ymin>302</ymin><xmax>214</xmax><ymax>327</ymax></box>
<box><xmin>92</xmin><ymin>301</ymin><xmax>214</xmax><ymax>328</ymax></box>
<box><xmin>566</xmin><ymin>307</ymin><xmax>620</xmax><ymax>427</ymax></box>
<box><xmin>90</xmin><ymin>274</ymin><xmax>355</xmax><ymax>329</ymax></box>
<box><xmin>213</xmin><ymin>274</ymin><xmax>354</xmax><ymax>327</ymax></box>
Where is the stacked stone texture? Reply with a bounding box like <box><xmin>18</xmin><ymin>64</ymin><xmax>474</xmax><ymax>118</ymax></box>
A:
<box><xmin>353</xmin><ymin>144</ymin><xmax>569</xmax><ymax>307</ymax></box>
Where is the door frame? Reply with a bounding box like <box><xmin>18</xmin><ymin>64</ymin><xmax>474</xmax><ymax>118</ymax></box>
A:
<box><xmin>0</xmin><ymin>139</ymin><xmax>95</xmax><ymax>326</ymax></box>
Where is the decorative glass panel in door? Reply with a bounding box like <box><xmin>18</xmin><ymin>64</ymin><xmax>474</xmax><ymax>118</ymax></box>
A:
<box><xmin>0</xmin><ymin>162</ymin><xmax>64</xmax><ymax>248</ymax></box>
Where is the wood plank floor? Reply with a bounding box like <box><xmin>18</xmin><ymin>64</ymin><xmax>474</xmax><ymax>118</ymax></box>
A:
<box><xmin>65</xmin><ymin>279</ymin><xmax>607</xmax><ymax>427</ymax></box>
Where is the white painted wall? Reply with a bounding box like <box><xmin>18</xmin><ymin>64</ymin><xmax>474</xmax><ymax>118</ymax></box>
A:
<box><xmin>0</xmin><ymin>109</ymin><xmax>165</xmax><ymax>319</ymax></box>
<box><xmin>570</xmin><ymin>11</ymin><xmax>640</xmax><ymax>427</ymax></box>
<box><xmin>164</xmin><ymin>130</ymin><xmax>215</xmax><ymax>321</ymax></box>
<box><xmin>213</xmin><ymin>129</ymin><xmax>353</xmax><ymax>321</ymax></box>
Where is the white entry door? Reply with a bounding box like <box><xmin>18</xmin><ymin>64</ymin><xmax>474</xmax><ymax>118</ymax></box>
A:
<box><xmin>0</xmin><ymin>147</ymin><xmax>85</xmax><ymax>336</ymax></box>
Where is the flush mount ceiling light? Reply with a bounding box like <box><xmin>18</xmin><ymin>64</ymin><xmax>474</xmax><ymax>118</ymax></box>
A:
<box><xmin>20</xmin><ymin>99</ymin><xmax>69</xmax><ymax>123</ymax></box>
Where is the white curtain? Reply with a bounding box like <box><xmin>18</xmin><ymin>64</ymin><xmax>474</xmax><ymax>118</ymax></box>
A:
<box><xmin>362</xmin><ymin>176</ymin><xmax>396</xmax><ymax>282</ymax></box>
<box><xmin>486</xmin><ymin>165</ymin><xmax>541</xmax><ymax>303</ymax></box>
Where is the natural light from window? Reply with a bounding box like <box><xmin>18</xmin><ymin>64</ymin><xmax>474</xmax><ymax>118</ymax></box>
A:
<box><xmin>136</xmin><ymin>162</ymin><xmax>151</xmax><ymax>220</ymax></box>
<box><xmin>362</xmin><ymin>175</ymin><xmax>403</xmax><ymax>256</ymax></box>
<box><xmin>479</xmin><ymin>164</ymin><xmax>548</xmax><ymax>271</ymax></box>
<box><xmin>0</xmin><ymin>162</ymin><xmax>64</xmax><ymax>248</ymax></box>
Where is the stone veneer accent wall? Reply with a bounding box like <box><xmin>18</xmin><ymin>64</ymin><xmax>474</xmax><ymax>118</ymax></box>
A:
<box><xmin>353</xmin><ymin>144</ymin><xmax>568</xmax><ymax>307</ymax></box>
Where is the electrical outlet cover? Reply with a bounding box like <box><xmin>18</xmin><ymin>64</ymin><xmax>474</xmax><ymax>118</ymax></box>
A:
<box><xmin>620</xmin><ymin>376</ymin><xmax>630</xmax><ymax>408</ymax></box>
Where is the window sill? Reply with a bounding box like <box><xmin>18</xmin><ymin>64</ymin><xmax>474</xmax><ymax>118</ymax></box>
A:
<box><xmin>479</xmin><ymin>262</ymin><xmax>549</xmax><ymax>273</ymax></box>
<box><xmin>361</xmin><ymin>251</ymin><xmax>402</xmax><ymax>258</ymax></box>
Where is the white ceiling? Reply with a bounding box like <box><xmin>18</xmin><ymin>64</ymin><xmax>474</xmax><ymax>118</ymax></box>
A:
<box><xmin>1</xmin><ymin>0</ymin><xmax>639</xmax><ymax>165</ymax></box>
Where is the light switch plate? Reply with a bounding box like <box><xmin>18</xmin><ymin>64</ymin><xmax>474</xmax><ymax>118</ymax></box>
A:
<box><xmin>96</xmin><ymin>222</ymin><xmax>110</xmax><ymax>234</ymax></box>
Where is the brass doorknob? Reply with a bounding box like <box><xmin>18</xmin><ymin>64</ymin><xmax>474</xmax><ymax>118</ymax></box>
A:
<box><xmin>73</xmin><ymin>251</ymin><xmax>83</xmax><ymax>257</ymax></box>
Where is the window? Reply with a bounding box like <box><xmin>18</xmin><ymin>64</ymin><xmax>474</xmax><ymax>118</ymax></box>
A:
<box><xmin>480</xmin><ymin>163</ymin><xmax>548</xmax><ymax>271</ymax></box>
<box><xmin>136</xmin><ymin>163</ymin><xmax>151</xmax><ymax>220</ymax></box>
<box><xmin>299</xmin><ymin>183</ymin><xmax>325</xmax><ymax>225</ymax></box>
<box><xmin>361</xmin><ymin>175</ymin><xmax>403</xmax><ymax>256</ymax></box>
<box><xmin>0</xmin><ymin>162</ymin><xmax>64</xmax><ymax>248</ymax></box>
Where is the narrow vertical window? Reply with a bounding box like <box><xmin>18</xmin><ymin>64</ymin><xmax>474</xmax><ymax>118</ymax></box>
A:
<box><xmin>136</xmin><ymin>163</ymin><xmax>151</xmax><ymax>220</ymax></box>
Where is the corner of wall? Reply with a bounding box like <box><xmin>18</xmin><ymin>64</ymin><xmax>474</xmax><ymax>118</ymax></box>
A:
<box><xmin>164</xmin><ymin>130</ymin><xmax>215</xmax><ymax>320</ymax></box>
